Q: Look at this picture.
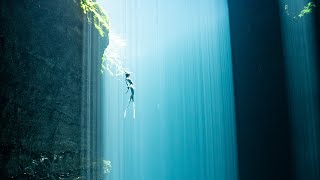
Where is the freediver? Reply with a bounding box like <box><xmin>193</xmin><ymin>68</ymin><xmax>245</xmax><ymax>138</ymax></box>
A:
<box><xmin>124</xmin><ymin>72</ymin><xmax>135</xmax><ymax>119</ymax></box>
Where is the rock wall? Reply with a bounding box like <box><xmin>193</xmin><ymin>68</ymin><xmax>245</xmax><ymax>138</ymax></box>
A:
<box><xmin>0</xmin><ymin>0</ymin><xmax>107</xmax><ymax>179</ymax></box>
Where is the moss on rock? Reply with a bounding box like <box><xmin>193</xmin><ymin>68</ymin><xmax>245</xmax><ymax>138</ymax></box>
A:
<box><xmin>80</xmin><ymin>0</ymin><xmax>109</xmax><ymax>37</ymax></box>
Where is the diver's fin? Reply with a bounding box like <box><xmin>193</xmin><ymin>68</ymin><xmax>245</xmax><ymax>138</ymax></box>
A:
<box><xmin>133</xmin><ymin>111</ymin><xmax>135</xmax><ymax>119</ymax></box>
<box><xmin>133</xmin><ymin>103</ymin><xmax>136</xmax><ymax>119</ymax></box>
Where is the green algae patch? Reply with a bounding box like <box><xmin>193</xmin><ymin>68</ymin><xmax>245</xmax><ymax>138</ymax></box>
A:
<box><xmin>284</xmin><ymin>1</ymin><xmax>318</xmax><ymax>19</ymax></box>
<box><xmin>298</xmin><ymin>2</ymin><xmax>317</xmax><ymax>18</ymax></box>
<box><xmin>80</xmin><ymin>0</ymin><xmax>109</xmax><ymax>37</ymax></box>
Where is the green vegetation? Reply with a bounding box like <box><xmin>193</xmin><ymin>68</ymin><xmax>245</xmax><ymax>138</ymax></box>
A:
<box><xmin>80</xmin><ymin>0</ymin><xmax>109</xmax><ymax>37</ymax></box>
<box><xmin>103</xmin><ymin>160</ymin><xmax>112</xmax><ymax>174</ymax></box>
<box><xmin>4</xmin><ymin>133</ymin><xmax>112</xmax><ymax>179</ymax></box>
<box><xmin>298</xmin><ymin>2</ymin><xmax>317</xmax><ymax>17</ymax></box>
<box><xmin>284</xmin><ymin>1</ymin><xmax>318</xmax><ymax>19</ymax></box>
<box><xmin>80</xmin><ymin>0</ymin><xmax>110</xmax><ymax>74</ymax></box>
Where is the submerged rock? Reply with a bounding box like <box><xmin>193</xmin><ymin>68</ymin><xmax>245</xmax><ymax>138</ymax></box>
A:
<box><xmin>0</xmin><ymin>0</ymin><xmax>109</xmax><ymax>179</ymax></box>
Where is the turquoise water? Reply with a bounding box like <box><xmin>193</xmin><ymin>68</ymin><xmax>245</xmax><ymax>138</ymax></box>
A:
<box><xmin>100</xmin><ymin>0</ymin><xmax>238</xmax><ymax>179</ymax></box>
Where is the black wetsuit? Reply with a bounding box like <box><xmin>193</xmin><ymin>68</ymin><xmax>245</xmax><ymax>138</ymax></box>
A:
<box><xmin>125</xmin><ymin>77</ymin><xmax>134</xmax><ymax>102</ymax></box>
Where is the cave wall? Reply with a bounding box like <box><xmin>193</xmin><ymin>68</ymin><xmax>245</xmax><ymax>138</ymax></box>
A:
<box><xmin>227</xmin><ymin>0</ymin><xmax>293</xmax><ymax>180</ymax></box>
<box><xmin>0</xmin><ymin>0</ymin><xmax>107</xmax><ymax>178</ymax></box>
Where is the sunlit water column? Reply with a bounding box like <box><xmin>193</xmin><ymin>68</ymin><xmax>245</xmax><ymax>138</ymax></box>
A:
<box><xmin>81</xmin><ymin>14</ymin><xmax>93</xmax><ymax>178</ymax></box>
<box><xmin>167</xmin><ymin>1</ymin><xmax>239</xmax><ymax>180</ymax></box>
<box><xmin>100</xmin><ymin>0</ymin><xmax>238</xmax><ymax>179</ymax></box>
<box><xmin>81</xmin><ymin>4</ymin><xmax>106</xmax><ymax>178</ymax></box>
<box><xmin>279</xmin><ymin>0</ymin><xmax>320</xmax><ymax>179</ymax></box>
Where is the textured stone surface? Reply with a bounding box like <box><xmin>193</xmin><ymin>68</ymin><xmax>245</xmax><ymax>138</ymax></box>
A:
<box><xmin>0</xmin><ymin>0</ymin><xmax>107</xmax><ymax>179</ymax></box>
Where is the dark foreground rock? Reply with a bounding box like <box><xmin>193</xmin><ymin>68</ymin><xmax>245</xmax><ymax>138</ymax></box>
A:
<box><xmin>0</xmin><ymin>0</ymin><xmax>108</xmax><ymax>179</ymax></box>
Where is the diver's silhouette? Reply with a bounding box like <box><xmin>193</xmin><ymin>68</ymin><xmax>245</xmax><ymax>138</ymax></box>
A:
<box><xmin>124</xmin><ymin>72</ymin><xmax>135</xmax><ymax>119</ymax></box>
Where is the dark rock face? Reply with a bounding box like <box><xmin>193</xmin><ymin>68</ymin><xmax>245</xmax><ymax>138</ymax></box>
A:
<box><xmin>0</xmin><ymin>0</ymin><xmax>107</xmax><ymax>179</ymax></box>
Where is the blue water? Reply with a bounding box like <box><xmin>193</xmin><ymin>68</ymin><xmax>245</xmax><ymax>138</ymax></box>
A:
<box><xmin>100</xmin><ymin>0</ymin><xmax>238</xmax><ymax>179</ymax></box>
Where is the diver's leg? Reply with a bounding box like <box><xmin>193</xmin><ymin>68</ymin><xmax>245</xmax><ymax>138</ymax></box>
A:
<box><xmin>132</xmin><ymin>96</ymin><xmax>135</xmax><ymax>119</ymax></box>
<box><xmin>124</xmin><ymin>98</ymin><xmax>132</xmax><ymax>118</ymax></box>
<box><xmin>127</xmin><ymin>98</ymin><xmax>132</xmax><ymax>108</ymax></box>
<box><xmin>133</xmin><ymin>102</ymin><xmax>135</xmax><ymax>119</ymax></box>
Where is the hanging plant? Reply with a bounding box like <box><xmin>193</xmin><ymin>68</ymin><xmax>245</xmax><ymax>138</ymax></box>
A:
<box><xmin>80</xmin><ymin>0</ymin><xmax>110</xmax><ymax>37</ymax></box>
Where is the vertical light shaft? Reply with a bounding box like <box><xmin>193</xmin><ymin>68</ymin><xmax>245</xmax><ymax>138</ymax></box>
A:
<box><xmin>279</xmin><ymin>0</ymin><xmax>320</xmax><ymax>179</ymax></box>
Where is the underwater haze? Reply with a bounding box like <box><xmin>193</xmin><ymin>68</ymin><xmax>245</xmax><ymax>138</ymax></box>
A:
<box><xmin>2</xmin><ymin>0</ymin><xmax>320</xmax><ymax>179</ymax></box>
<box><xmin>99</xmin><ymin>0</ymin><xmax>238</xmax><ymax>180</ymax></box>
